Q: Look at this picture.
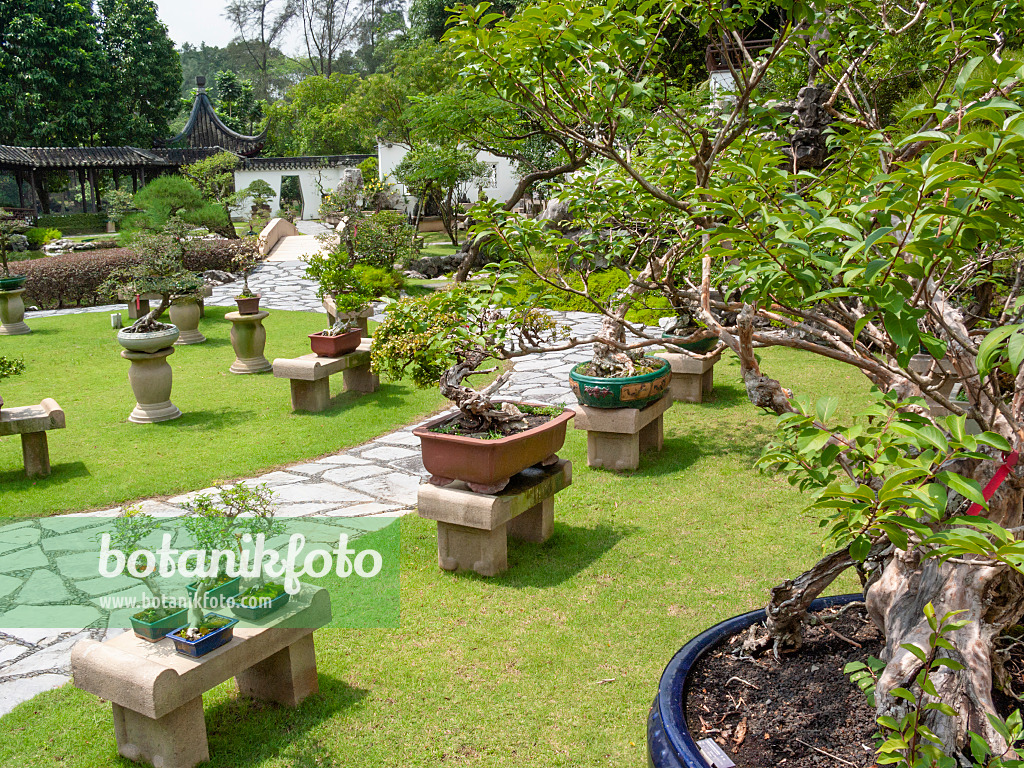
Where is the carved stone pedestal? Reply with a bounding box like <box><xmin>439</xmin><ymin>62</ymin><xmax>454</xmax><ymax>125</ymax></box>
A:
<box><xmin>573</xmin><ymin>394</ymin><xmax>671</xmax><ymax>471</ymax></box>
<box><xmin>121</xmin><ymin>347</ymin><xmax>182</xmax><ymax>424</ymax></box>
<box><xmin>226</xmin><ymin>310</ymin><xmax>272</xmax><ymax>374</ymax></box>
<box><xmin>0</xmin><ymin>288</ymin><xmax>30</xmax><ymax>335</ymax></box>
<box><xmin>659</xmin><ymin>350</ymin><xmax>721</xmax><ymax>403</ymax></box>
<box><xmin>417</xmin><ymin>460</ymin><xmax>572</xmax><ymax>576</ymax></box>
<box><xmin>169</xmin><ymin>301</ymin><xmax>205</xmax><ymax>345</ymax></box>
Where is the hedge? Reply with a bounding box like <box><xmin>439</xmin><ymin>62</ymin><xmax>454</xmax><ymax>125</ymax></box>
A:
<box><xmin>16</xmin><ymin>239</ymin><xmax>256</xmax><ymax>309</ymax></box>
<box><xmin>35</xmin><ymin>213</ymin><xmax>108</xmax><ymax>235</ymax></box>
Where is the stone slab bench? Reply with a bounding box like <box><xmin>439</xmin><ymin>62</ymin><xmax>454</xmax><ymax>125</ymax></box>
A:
<box><xmin>573</xmin><ymin>393</ymin><xmax>671</xmax><ymax>471</ymax></box>
<box><xmin>272</xmin><ymin>338</ymin><xmax>379</xmax><ymax>412</ymax></box>
<box><xmin>417</xmin><ymin>459</ymin><xmax>572</xmax><ymax>576</ymax></box>
<box><xmin>658</xmin><ymin>349</ymin><xmax>722</xmax><ymax>403</ymax></box>
<box><xmin>0</xmin><ymin>398</ymin><xmax>65</xmax><ymax>477</ymax></box>
<box><xmin>71</xmin><ymin>586</ymin><xmax>331</xmax><ymax>768</ymax></box>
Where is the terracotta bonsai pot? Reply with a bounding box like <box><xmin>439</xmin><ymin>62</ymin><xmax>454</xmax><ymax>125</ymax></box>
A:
<box><xmin>413</xmin><ymin>404</ymin><xmax>575</xmax><ymax>492</ymax></box>
<box><xmin>117</xmin><ymin>325</ymin><xmax>180</xmax><ymax>353</ymax></box>
<box><xmin>309</xmin><ymin>328</ymin><xmax>361</xmax><ymax>357</ymax></box>
<box><xmin>569</xmin><ymin>356</ymin><xmax>671</xmax><ymax>409</ymax></box>
<box><xmin>646</xmin><ymin>593</ymin><xmax>862</xmax><ymax>768</ymax></box>
<box><xmin>235</xmin><ymin>294</ymin><xmax>262</xmax><ymax>315</ymax></box>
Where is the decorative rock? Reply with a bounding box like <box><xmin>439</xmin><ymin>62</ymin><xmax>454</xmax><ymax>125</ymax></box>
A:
<box><xmin>226</xmin><ymin>310</ymin><xmax>272</xmax><ymax>374</ymax></box>
<box><xmin>417</xmin><ymin>460</ymin><xmax>572</xmax><ymax>576</ymax></box>
<box><xmin>200</xmin><ymin>270</ymin><xmax>236</xmax><ymax>285</ymax></box>
<box><xmin>121</xmin><ymin>348</ymin><xmax>182</xmax><ymax>424</ymax></box>
<box><xmin>573</xmin><ymin>393</ymin><xmax>671</xmax><ymax>471</ymax></box>
<box><xmin>0</xmin><ymin>288</ymin><xmax>31</xmax><ymax>335</ymax></box>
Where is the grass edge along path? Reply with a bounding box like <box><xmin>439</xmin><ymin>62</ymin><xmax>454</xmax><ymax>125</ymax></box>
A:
<box><xmin>0</xmin><ymin>348</ymin><xmax>872</xmax><ymax>767</ymax></box>
<box><xmin>0</xmin><ymin>308</ymin><xmax>448</xmax><ymax>518</ymax></box>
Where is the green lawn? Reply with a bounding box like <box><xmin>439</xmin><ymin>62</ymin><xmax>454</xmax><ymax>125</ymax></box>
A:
<box><xmin>0</xmin><ymin>347</ymin><xmax>874</xmax><ymax>767</ymax></box>
<box><xmin>0</xmin><ymin>307</ymin><xmax>447</xmax><ymax>518</ymax></box>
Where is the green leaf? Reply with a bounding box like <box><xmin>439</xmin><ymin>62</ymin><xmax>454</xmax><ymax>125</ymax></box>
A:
<box><xmin>936</xmin><ymin>471</ymin><xmax>986</xmax><ymax>505</ymax></box>
<box><xmin>850</xmin><ymin>535</ymin><xmax>871</xmax><ymax>562</ymax></box>
<box><xmin>976</xmin><ymin>325</ymin><xmax>1018</xmax><ymax>379</ymax></box>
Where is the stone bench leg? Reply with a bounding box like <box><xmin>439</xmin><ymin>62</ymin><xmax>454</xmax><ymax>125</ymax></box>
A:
<box><xmin>290</xmin><ymin>378</ymin><xmax>330</xmax><ymax>413</ymax></box>
<box><xmin>21</xmin><ymin>431</ymin><xmax>50</xmax><ymax>477</ymax></box>
<box><xmin>111</xmin><ymin>697</ymin><xmax>208</xmax><ymax>768</ymax></box>
<box><xmin>436</xmin><ymin>521</ymin><xmax>508</xmax><ymax>576</ymax></box>
<box><xmin>639</xmin><ymin>415</ymin><xmax>664</xmax><ymax>454</ymax></box>
<box><xmin>507</xmin><ymin>498</ymin><xmax>554</xmax><ymax>544</ymax></box>
<box><xmin>236</xmin><ymin>634</ymin><xmax>318</xmax><ymax>707</ymax></box>
<box><xmin>342</xmin><ymin>365</ymin><xmax>379</xmax><ymax>394</ymax></box>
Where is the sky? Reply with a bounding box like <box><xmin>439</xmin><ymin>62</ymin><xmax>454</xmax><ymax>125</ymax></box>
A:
<box><xmin>154</xmin><ymin>0</ymin><xmax>306</xmax><ymax>52</ymax></box>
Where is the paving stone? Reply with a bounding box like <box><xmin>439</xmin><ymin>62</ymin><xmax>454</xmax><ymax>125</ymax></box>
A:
<box><xmin>16</xmin><ymin>570</ymin><xmax>69</xmax><ymax>604</ymax></box>
<box><xmin>314</xmin><ymin>454</ymin><xmax>372</xmax><ymax>465</ymax></box>
<box><xmin>243</xmin><ymin>471</ymin><xmax>307</xmax><ymax>486</ymax></box>
<box><xmin>321</xmin><ymin>503</ymin><xmax>407</xmax><ymax>518</ymax></box>
<box><xmin>38</xmin><ymin>517</ymin><xmax>102</xmax><ymax>532</ymax></box>
<box><xmin>0</xmin><ymin>628</ymin><xmax>64</xmax><ymax>645</ymax></box>
<box><xmin>76</xmin><ymin>573</ymin><xmax>138</xmax><ymax>597</ymax></box>
<box><xmin>0</xmin><ymin>574</ymin><xmax>21</xmax><ymax>600</ymax></box>
<box><xmin>271</xmin><ymin>482</ymin><xmax>373</xmax><ymax>505</ymax></box>
<box><xmin>0</xmin><ymin>635</ymin><xmax>81</xmax><ymax>677</ymax></box>
<box><xmin>372</xmin><ymin>431</ymin><xmax>421</xmax><ymax>447</ymax></box>
<box><xmin>273</xmin><ymin>502</ymin><xmax>346</xmax><ymax>517</ymax></box>
<box><xmin>0</xmin><ymin>605</ymin><xmax>101</xmax><ymax>631</ymax></box>
<box><xmin>283</xmin><ymin>462</ymin><xmax>337</xmax><ymax>476</ymax></box>
<box><xmin>53</xmin><ymin>552</ymin><xmax>106</xmax><ymax>580</ymax></box>
<box><xmin>360</xmin><ymin>445</ymin><xmax>420</xmax><ymax>462</ymax></box>
<box><xmin>0</xmin><ymin>644</ymin><xmax>27</xmax><ymax>667</ymax></box>
<box><xmin>348</xmin><ymin>472</ymin><xmax>421</xmax><ymax>505</ymax></box>
<box><xmin>40</xmin><ymin>529</ymin><xmax>103</xmax><ymax>553</ymax></box>
<box><xmin>0</xmin><ymin>525</ymin><xmax>41</xmax><ymax>554</ymax></box>
<box><xmin>0</xmin><ymin>674</ymin><xmax>69</xmax><ymax>717</ymax></box>
<box><xmin>0</xmin><ymin>546</ymin><xmax>48</xmax><ymax>573</ymax></box>
<box><xmin>321</xmin><ymin>465</ymin><xmax>388</xmax><ymax>484</ymax></box>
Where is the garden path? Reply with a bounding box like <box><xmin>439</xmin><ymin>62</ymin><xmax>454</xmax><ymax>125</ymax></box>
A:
<box><xmin>0</xmin><ymin>260</ymin><xmax>605</xmax><ymax>715</ymax></box>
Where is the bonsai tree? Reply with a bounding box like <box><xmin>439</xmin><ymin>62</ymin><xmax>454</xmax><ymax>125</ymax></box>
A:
<box><xmin>372</xmin><ymin>268</ymin><xmax>562</xmax><ymax>434</ymax></box>
<box><xmin>99</xmin><ymin>223</ymin><xmax>205</xmax><ymax>333</ymax></box>
<box><xmin>230</xmin><ymin>241</ymin><xmax>263</xmax><ymax>298</ymax></box>
<box><xmin>238</xmin><ymin>179</ymin><xmax>276</xmax><ymax>235</ymax></box>
<box><xmin>448</xmin><ymin>0</ymin><xmax>1024</xmax><ymax>758</ymax></box>
<box><xmin>109</xmin><ymin>506</ymin><xmax>174</xmax><ymax>622</ymax></box>
<box><xmin>180</xmin><ymin>483</ymin><xmax>281</xmax><ymax>638</ymax></box>
<box><xmin>0</xmin><ymin>209</ymin><xmax>24</xmax><ymax>279</ymax></box>
<box><xmin>181</xmin><ymin>151</ymin><xmax>241</xmax><ymax>239</ymax></box>
<box><xmin>103</xmin><ymin>188</ymin><xmax>136</xmax><ymax>233</ymax></box>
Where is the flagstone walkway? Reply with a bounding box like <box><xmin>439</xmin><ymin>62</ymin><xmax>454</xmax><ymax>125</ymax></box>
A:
<box><xmin>0</xmin><ymin>260</ymin><xmax>607</xmax><ymax>715</ymax></box>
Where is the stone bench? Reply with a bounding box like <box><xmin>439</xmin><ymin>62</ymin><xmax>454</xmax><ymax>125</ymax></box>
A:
<box><xmin>417</xmin><ymin>459</ymin><xmax>572</xmax><ymax>576</ymax></box>
<box><xmin>0</xmin><ymin>398</ymin><xmax>65</xmax><ymax>477</ymax></box>
<box><xmin>71</xmin><ymin>586</ymin><xmax>331</xmax><ymax>768</ymax></box>
<box><xmin>573</xmin><ymin>393</ymin><xmax>671</xmax><ymax>471</ymax></box>
<box><xmin>658</xmin><ymin>349</ymin><xmax>722</xmax><ymax>403</ymax></box>
<box><xmin>272</xmin><ymin>338</ymin><xmax>379</xmax><ymax>412</ymax></box>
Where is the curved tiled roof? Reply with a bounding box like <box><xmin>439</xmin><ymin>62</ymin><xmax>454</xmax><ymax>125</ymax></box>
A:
<box><xmin>157</xmin><ymin>83</ymin><xmax>265</xmax><ymax>157</ymax></box>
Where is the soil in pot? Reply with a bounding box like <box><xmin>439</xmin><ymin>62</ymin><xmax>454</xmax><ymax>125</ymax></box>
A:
<box><xmin>426</xmin><ymin>403</ymin><xmax>566</xmax><ymax>439</ymax></box>
<box><xmin>686</xmin><ymin>604</ymin><xmax>882</xmax><ymax>767</ymax></box>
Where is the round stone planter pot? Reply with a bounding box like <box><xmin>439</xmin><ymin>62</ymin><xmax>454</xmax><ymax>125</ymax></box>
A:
<box><xmin>0</xmin><ymin>287</ymin><xmax>31</xmax><ymax>335</ymax></box>
<box><xmin>647</xmin><ymin>593</ymin><xmax>862</xmax><ymax>768</ymax></box>
<box><xmin>413</xmin><ymin>404</ymin><xmax>575</xmax><ymax>493</ymax></box>
<box><xmin>117</xmin><ymin>325</ymin><xmax>180</xmax><ymax>353</ymax></box>
<box><xmin>569</xmin><ymin>356</ymin><xmax>671</xmax><ymax>409</ymax></box>
<box><xmin>169</xmin><ymin>300</ymin><xmax>205</xmax><ymax>345</ymax></box>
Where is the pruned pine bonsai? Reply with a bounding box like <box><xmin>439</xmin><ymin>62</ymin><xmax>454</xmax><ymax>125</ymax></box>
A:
<box><xmin>110</xmin><ymin>506</ymin><xmax>172</xmax><ymax>622</ymax></box>
<box><xmin>181</xmin><ymin>483</ymin><xmax>281</xmax><ymax>639</ymax></box>
<box><xmin>372</xmin><ymin>266</ymin><xmax>562</xmax><ymax>436</ymax></box>
<box><xmin>100</xmin><ymin>224</ymin><xmax>205</xmax><ymax>334</ymax></box>
<box><xmin>451</xmin><ymin>0</ymin><xmax>1024</xmax><ymax>756</ymax></box>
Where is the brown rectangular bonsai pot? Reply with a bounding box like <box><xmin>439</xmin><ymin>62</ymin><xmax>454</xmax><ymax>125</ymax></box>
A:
<box><xmin>413</xmin><ymin>405</ymin><xmax>574</xmax><ymax>488</ymax></box>
<box><xmin>309</xmin><ymin>328</ymin><xmax>362</xmax><ymax>357</ymax></box>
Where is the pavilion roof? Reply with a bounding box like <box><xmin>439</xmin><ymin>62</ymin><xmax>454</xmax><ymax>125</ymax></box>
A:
<box><xmin>157</xmin><ymin>78</ymin><xmax>265</xmax><ymax>157</ymax></box>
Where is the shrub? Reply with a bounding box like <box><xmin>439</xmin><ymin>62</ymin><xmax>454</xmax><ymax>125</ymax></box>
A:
<box><xmin>25</xmin><ymin>227</ymin><xmax>62</xmax><ymax>249</ymax></box>
<box><xmin>352</xmin><ymin>264</ymin><xmax>404</xmax><ymax>299</ymax></box>
<box><xmin>357</xmin><ymin>156</ymin><xmax>378</xmax><ymax>182</ymax></box>
<box><xmin>19</xmin><ymin>239</ymin><xmax>248</xmax><ymax>309</ymax></box>
<box><xmin>353</xmin><ymin>210</ymin><xmax>418</xmax><ymax>269</ymax></box>
<box><xmin>36</xmin><ymin>213</ymin><xmax>107</xmax><ymax>234</ymax></box>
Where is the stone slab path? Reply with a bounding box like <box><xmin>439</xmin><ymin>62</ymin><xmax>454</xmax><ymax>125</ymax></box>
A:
<box><xmin>1</xmin><ymin>260</ymin><xmax>608</xmax><ymax>715</ymax></box>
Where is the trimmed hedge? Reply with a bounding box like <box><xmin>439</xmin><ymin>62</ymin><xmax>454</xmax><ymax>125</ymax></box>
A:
<box><xmin>17</xmin><ymin>239</ymin><xmax>256</xmax><ymax>309</ymax></box>
<box><xmin>36</xmin><ymin>213</ymin><xmax>108</xmax><ymax>235</ymax></box>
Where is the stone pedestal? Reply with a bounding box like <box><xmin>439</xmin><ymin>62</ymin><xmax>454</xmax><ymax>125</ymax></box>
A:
<box><xmin>0</xmin><ymin>288</ymin><xmax>30</xmax><ymax>335</ymax></box>
<box><xmin>659</xmin><ymin>350</ymin><xmax>721</xmax><ymax>403</ymax></box>
<box><xmin>121</xmin><ymin>347</ymin><xmax>182</xmax><ymax>423</ymax></box>
<box><xmin>272</xmin><ymin>340</ymin><xmax>378</xmax><ymax>412</ymax></box>
<box><xmin>226</xmin><ymin>310</ymin><xmax>272</xmax><ymax>374</ymax></box>
<box><xmin>168</xmin><ymin>301</ymin><xmax>205</xmax><ymax>345</ymax></box>
<box><xmin>417</xmin><ymin>460</ymin><xmax>571</xmax><ymax>576</ymax></box>
<box><xmin>573</xmin><ymin>394</ymin><xmax>671</xmax><ymax>471</ymax></box>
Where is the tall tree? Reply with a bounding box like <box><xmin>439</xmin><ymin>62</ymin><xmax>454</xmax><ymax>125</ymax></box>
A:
<box><xmin>298</xmin><ymin>0</ymin><xmax>357</xmax><ymax>77</ymax></box>
<box><xmin>96</xmin><ymin>0</ymin><xmax>182</xmax><ymax>146</ymax></box>
<box><xmin>223</xmin><ymin>0</ymin><xmax>297</xmax><ymax>99</ymax></box>
<box><xmin>0</xmin><ymin>0</ymin><xmax>108</xmax><ymax>146</ymax></box>
<box><xmin>353</xmin><ymin>0</ymin><xmax>406</xmax><ymax>74</ymax></box>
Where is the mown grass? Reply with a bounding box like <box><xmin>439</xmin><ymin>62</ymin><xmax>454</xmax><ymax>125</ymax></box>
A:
<box><xmin>0</xmin><ymin>347</ymin><xmax>873</xmax><ymax>767</ymax></box>
<box><xmin>0</xmin><ymin>307</ymin><xmax>447</xmax><ymax>518</ymax></box>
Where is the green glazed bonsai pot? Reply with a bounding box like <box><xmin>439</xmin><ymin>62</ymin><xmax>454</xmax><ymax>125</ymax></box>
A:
<box><xmin>569</xmin><ymin>356</ymin><xmax>671</xmax><ymax>409</ymax></box>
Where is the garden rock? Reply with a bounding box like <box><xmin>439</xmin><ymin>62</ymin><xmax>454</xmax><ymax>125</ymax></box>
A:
<box><xmin>406</xmin><ymin>254</ymin><xmax>462</xmax><ymax>278</ymax></box>
<box><xmin>403</xmin><ymin>270</ymin><xmax>428</xmax><ymax>280</ymax></box>
<box><xmin>200</xmin><ymin>270</ymin><xmax>236</xmax><ymax>285</ymax></box>
<box><xmin>9</xmin><ymin>234</ymin><xmax>28</xmax><ymax>252</ymax></box>
<box><xmin>537</xmin><ymin>199</ymin><xmax>574</xmax><ymax>232</ymax></box>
